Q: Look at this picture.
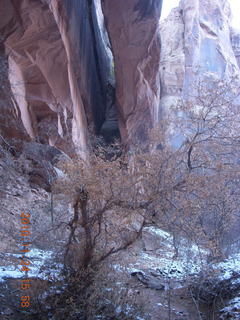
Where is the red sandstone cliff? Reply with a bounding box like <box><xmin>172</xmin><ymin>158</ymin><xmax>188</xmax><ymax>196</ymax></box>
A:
<box><xmin>101</xmin><ymin>0</ymin><xmax>162</xmax><ymax>146</ymax></box>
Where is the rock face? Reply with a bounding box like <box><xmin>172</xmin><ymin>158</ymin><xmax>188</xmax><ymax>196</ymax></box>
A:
<box><xmin>1</xmin><ymin>0</ymin><xmax>239</xmax><ymax>152</ymax></box>
<box><xmin>0</xmin><ymin>0</ymin><xmax>112</xmax><ymax>156</ymax></box>
<box><xmin>231</xmin><ymin>29</ymin><xmax>240</xmax><ymax>68</ymax></box>
<box><xmin>0</xmin><ymin>45</ymin><xmax>30</xmax><ymax>151</ymax></box>
<box><xmin>101</xmin><ymin>0</ymin><xmax>163</xmax><ymax>146</ymax></box>
<box><xmin>1</xmin><ymin>0</ymin><xmax>164</xmax><ymax>152</ymax></box>
<box><xmin>159</xmin><ymin>7</ymin><xmax>185</xmax><ymax>113</ymax></box>
<box><xmin>160</xmin><ymin>0</ymin><xmax>240</xmax><ymax>113</ymax></box>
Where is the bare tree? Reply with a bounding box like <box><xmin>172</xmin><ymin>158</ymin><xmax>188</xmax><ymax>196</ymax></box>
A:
<box><xmin>52</xmin><ymin>78</ymin><xmax>240</xmax><ymax>271</ymax></box>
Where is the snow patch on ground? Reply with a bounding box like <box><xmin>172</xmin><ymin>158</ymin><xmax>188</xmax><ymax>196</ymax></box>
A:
<box><xmin>126</xmin><ymin>227</ymin><xmax>208</xmax><ymax>280</ymax></box>
<box><xmin>0</xmin><ymin>248</ymin><xmax>63</xmax><ymax>282</ymax></box>
<box><xmin>128</xmin><ymin>252</ymin><xmax>202</xmax><ymax>279</ymax></box>
<box><xmin>214</xmin><ymin>253</ymin><xmax>240</xmax><ymax>280</ymax></box>
<box><xmin>220</xmin><ymin>296</ymin><xmax>240</xmax><ymax>319</ymax></box>
<box><xmin>213</xmin><ymin>254</ymin><xmax>240</xmax><ymax>319</ymax></box>
<box><xmin>54</xmin><ymin>166</ymin><xmax>65</xmax><ymax>178</ymax></box>
<box><xmin>145</xmin><ymin>226</ymin><xmax>172</xmax><ymax>240</ymax></box>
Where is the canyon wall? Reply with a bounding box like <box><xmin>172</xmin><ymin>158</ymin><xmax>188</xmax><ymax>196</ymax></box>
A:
<box><xmin>160</xmin><ymin>0</ymin><xmax>240</xmax><ymax>115</ymax></box>
<box><xmin>1</xmin><ymin>0</ymin><xmax>163</xmax><ymax>152</ymax></box>
<box><xmin>0</xmin><ymin>0</ymin><xmax>112</xmax><ymax>156</ymax></box>
<box><xmin>101</xmin><ymin>0</ymin><xmax>163</xmax><ymax>146</ymax></box>
<box><xmin>231</xmin><ymin>29</ymin><xmax>240</xmax><ymax>68</ymax></box>
<box><xmin>1</xmin><ymin>0</ymin><xmax>240</xmax><ymax>153</ymax></box>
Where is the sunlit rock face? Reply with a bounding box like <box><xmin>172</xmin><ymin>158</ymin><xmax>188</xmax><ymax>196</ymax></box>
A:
<box><xmin>0</xmin><ymin>0</ymin><xmax>111</xmax><ymax>156</ymax></box>
<box><xmin>101</xmin><ymin>0</ymin><xmax>163</xmax><ymax>146</ymax></box>
<box><xmin>231</xmin><ymin>29</ymin><xmax>240</xmax><ymax>68</ymax></box>
<box><xmin>2</xmin><ymin>0</ymin><xmax>239</xmax><ymax>152</ymax></box>
<box><xmin>160</xmin><ymin>0</ymin><xmax>240</xmax><ymax>112</ymax></box>
<box><xmin>0</xmin><ymin>47</ymin><xmax>30</xmax><ymax>150</ymax></box>
<box><xmin>159</xmin><ymin>7</ymin><xmax>185</xmax><ymax>114</ymax></box>
<box><xmin>180</xmin><ymin>0</ymin><xmax>239</xmax><ymax>95</ymax></box>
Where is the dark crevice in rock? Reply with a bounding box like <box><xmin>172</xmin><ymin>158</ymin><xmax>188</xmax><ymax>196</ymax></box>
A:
<box><xmin>90</xmin><ymin>0</ymin><xmax>119</xmax><ymax>143</ymax></box>
<box><xmin>63</xmin><ymin>0</ymin><xmax>108</xmax><ymax>134</ymax></box>
<box><xmin>63</xmin><ymin>0</ymin><xmax>119</xmax><ymax>144</ymax></box>
<box><xmin>87</xmin><ymin>0</ymin><xmax>105</xmax><ymax>103</ymax></box>
<box><xmin>93</xmin><ymin>1</ymin><xmax>119</xmax><ymax>143</ymax></box>
<box><xmin>100</xmin><ymin>83</ymin><xmax>120</xmax><ymax>143</ymax></box>
<box><xmin>134</xmin><ymin>0</ymin><xmax>163</xmax><ymax>20</ymax></box>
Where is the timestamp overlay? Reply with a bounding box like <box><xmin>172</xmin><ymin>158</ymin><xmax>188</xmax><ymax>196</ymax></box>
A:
<box><xmin>0</xmin><ymin>210</ymin><xmax>64</xmax><ymax>316</ymax></box>
<box><xmin>19</xmin><ymin>212</ymin><xmax>32</xmax><ymax>309</ymax></box>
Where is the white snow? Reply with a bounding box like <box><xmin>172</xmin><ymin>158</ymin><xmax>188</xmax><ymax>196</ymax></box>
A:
<box><xmin>115</xmin><ymin>306</ymin><xmax>122</xmax><ymax>314</ymax></box>
<box><xmin>212</xmin><ymin>254</ymin><xmax>240</xmax><ymax>319</ymax></box>
<box><xmin>125</xmin><ymin>227</ymin><xmax>209</xmax><ymax>280</ymax></box>
<box><xmin>53</xmin><ymin>166</ymin><xmax>65</xmax><ymax>178</ymax></box>
<box><xmin>145</xmin><ymin>226</ymin><xmax>172</xmax><ymax>240</ymax></box>
<box><xmin>0</xmin><ymin>266</ymin><xmax>22</xmax><ymax>282</ymax></box>
<box><xmin>112</xmin><ymin>264</ymin><xmax>125</xmax><ymax>272</ymax></box>
<box><xmin>156</xmin><ymin>302</ymin><xmax>163</xmax><ymax>306</ymax></box>
<box><xmin>135</xmin><ymin>252</ymin><xmax>202</xmax><ymax>278</ymax></box>
<box><xmin>0</xmin><ymin>248</ymin><xmax>63</xmax><ymax>282</ymax></box>
<box><xmin>213</xmin><ymin>253</ymin><xmax>240</xmax><ymax>280</ymax></box>
<box><xmin>220</xmin><ymin>296</ymin><xmax>240</xmax><ymax>318</ymax></box>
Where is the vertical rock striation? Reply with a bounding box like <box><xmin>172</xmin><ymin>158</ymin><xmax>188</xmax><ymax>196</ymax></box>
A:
<box><xmin>160</xmin><ymin>0</ymin><xmax>240</xmax><ymax>113</ymax></box>
<box><xmin>101</xmin><ymin>0</ymin><xmax>163</xmax><ymax>146</ymax></box>
<box><xmin>231</xmin><ymin>29</ymin><xmax>240</xmax><ymax>68</ymax></box>
<box><xmin>180</xmin><ymin>0</ymin><xmax>239</xmax><ymax>96</ymax></box>
<box><xmin>0</xmin><ymin>0</ymin><xmax>111</xmax><ymax>156</ymax></box>
<box><xmin>159</xmin><ymin>7</ymin><xmax>185</xmax><ymax>112</ymax></box>
<box><xmin>1</xmin><ymin>0</ymin><xmax>239</xmax><ymax>152</ymax></box>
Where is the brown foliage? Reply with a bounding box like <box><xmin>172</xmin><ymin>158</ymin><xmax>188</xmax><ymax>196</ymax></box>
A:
<box><xmin>54</xmin><ymin>78</ymin><xmax>240</xmax><ymax>270</ymax></box>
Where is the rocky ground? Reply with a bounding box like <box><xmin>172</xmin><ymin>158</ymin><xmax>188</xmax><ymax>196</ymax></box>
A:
<box><xmin>1</xmin><ymin>203</ymin><xmax>240</xmax><ymax>319</ymax></box>
<box><xmin>0</xmin><ymin>145</ymin><xmax>240</xmax><ymax>320</ymax></box>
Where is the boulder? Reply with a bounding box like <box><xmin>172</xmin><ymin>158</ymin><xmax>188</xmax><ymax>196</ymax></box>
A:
<box><xmin>131</xmin><ymin>270</ymin><xmax>165</xmax><ymax>290</ymax></box>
